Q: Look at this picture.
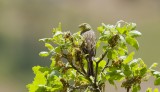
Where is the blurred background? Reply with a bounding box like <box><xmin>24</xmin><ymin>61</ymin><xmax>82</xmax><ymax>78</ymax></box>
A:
<box><xmin>0</xmin><ymin>0</ymin><xmax>160</xmax><ymax>92</ymax></box>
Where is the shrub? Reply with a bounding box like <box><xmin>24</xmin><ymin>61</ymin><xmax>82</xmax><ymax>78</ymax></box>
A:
<box><xmin>27</xmin><ymin>21</ymin><xmax>160</xmax><ymax>92</ymax></box>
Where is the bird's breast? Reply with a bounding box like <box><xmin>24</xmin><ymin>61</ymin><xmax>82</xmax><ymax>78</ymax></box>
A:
<box><xmin>81</xmin><ymin>30</ymin><xmax>96</xmax><ymax>51</ymax></box>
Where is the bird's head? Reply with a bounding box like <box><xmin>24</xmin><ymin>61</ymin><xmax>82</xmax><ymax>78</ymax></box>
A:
<box><xmin>79</xmin><ymin>23</ymin><xmax>92</xmax><ymax>32</ymax></box>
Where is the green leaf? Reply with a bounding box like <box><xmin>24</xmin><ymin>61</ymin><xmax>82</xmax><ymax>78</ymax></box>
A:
<box><xmin>116</xmin><ymin>20</ymin><xmax>126</xmax><ymax>34</ymax></box>
<box><xmin>97</xmin><ymin>26</ymin><xmax>104</xmax><ymax>33</ymax></box>
<box><xmin>45</xmin><ymin>43</ymin><xmax>54</xmax><ymax>51</ymax></box>
<box><xmin>116</xmin><ymin>26</ymin><xmax>126</xmax><ymax>34</ymax></box>
<box><xmin>50</xmin><ymin>58</ymin><xmax>56</xmax><ymax>68</ymax></box>
<box><xmin>154</xmin><ymin>77</ymin><xmax>160</xmax><ymax>85</ymax></box>
<box><xmin>119</xmin><ymin>35</ymin><xmax>126</xmax><ymax>44</ymax></box>
<box><xmin>107</xmin><ymin>49</ymin><xmax>118</xmax><ymax>60</ymax></box>
<box><xmin>55</xmin><ymin>47</ymin><xmax>61</xmax><ymax>53</ymax></box>
<box><xmin>126</xmin><ymin>22</ymin><xmax>137</xmax><ymax>31</ymax></box>
<box><xmin>152</xmin><ymin>70</ymin><xmax>160</xmax><ymax>78</ymax></box>
<box><xmin>154</xmin><ymin>88</ymin><xmax>159</xmax><ymax>92</ymax></box>
<box><xmin>102</xmin><ymin>23</ymin><xmax>107</xmax><ymax>28</ymax></box>
<box><xmin>102</xmin><ymin>46</ymin><xmax>108</xmax><ymax>51</ymax></box>
<box><xmin>103</xmin><ymin>30</ymin><xmax>111</xmax><ymax>36</ymax></box>
<box><xmin>53</xmin><ymin>31</ymin><xmax>63</xmax><ymax>37</ymax></box>
<box><xmin>108</xmin><ymin>70</ymin><xmax>124</xmax><ymax>80</ymax></box>
<box><xmin>129</xmin><ymin>58</ymin><xmax>141</xmax><ymax>67</ymax></box>
<box><xmin>99</xmin><ymin>60</ymin><xmax>106</xmax><ymax>68</ymax></box>
<box><xmin>99</xmin><ymin>36</ymin><xmax>108</xmax><ymax>42</ymax></box>
<box><xmin>132</xmin><ymin>84</ymin><xmax>141</xmax><ymax>92</ymax></box>
<box><xmin>123</xmin><ymin>52</ymin><xmax>135</xmax><ymax>64</ymax></box>
<box><xmin>146</xmin><ymin>88</ymin><xmax>152</xmax><ymax>92</ymax></box>
<box><xmin>129</xmin><ymin>30</ymin><xmax>142</xmax><ymax>37</ymax></box>
<box><xmin>52</xmin><ymin>23</ymin><xmax>62</xmax><ymax>34</ymax></box>
<box><xmin>123</xmin><ymin>64</ymin><xmax>132</xmax><ymax>76</ymax></box>
<box><xmin>96</xmin><ymin>40</ymin><xmax>101</xmax><ymax>48</ymax></box>
<box><xmin>118</xmin><ymin>47</ymin><xmax>127</xmax><ymax>56</ymax></box>
<box><xmin>39</xmin><ymin>51</ymin><xmax>49</xmax><ymax>57</ymax></box>
<box><xmin>99</xmin><ymin>31</ymin><xmax>111</xmax><ymax>42</ymax></box>
<box><xmin>99</xmin><ymin>30</ymin><xmax>111</xmax><ymax>43</ymax></box>
<box><xmin>27</xmin><ymin>66</ymin><xmax>47</xmax><ymax>92</ymax></box>
<box><xmin>108</xmin><ymin>79</ymin><xmax>115</xmax><ymax>85</ymax></box>
<box><xmin>150</xmin><ymin>63</ymin><xmax>158</xmax><ymax>69</ymax></box>
<box><xmin>108</xmin><ymin>26</ymin><xmax>117</xmax><ymax>34</ymax></box>
<box><xmin>140</xmin><ymin>67</ymin><xmax>147</xmax><ymax>76</ymax></box>
<box><xmin>39</xmin><ymin>38</ymin><xmax>52</xmax><ymax>43</ymax></box>
<box><xmin>35</xmin><ymin>85</ymin><xmax>47</xmax><ymax>92</ymax></box>
<box><xmin>126</xmin><ymin>36</ymin><xmax>139</xmax><ymax>50</ymax></box>
<box><xmin>130</xmin><ymin>23</ymin><xmax>137</xmax><ymax>30</ymax></box>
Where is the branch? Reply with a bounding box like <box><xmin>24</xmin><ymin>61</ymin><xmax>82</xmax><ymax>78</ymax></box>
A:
<box><xmin>102</xmin><ymin>59</ymin><xmax>110</xmax><ymax>72</ymax></box>
<box><xmin>93</xmin><ymin>49</ymin><xmax>108</xmax><ymax>90</ymax></box>
<box><xmin>62</xmin><ymin>53</ymin><xmax>92</xmax><ymax>83</ymax></box>
<box><xmin>94</xmin><ymin>62</ymin><xmax>99</xmax><ymax>89</ymax></box>
<box><xmin>62</xmin><ymin>54</ymin><xmax>85</xmax><ymax>76</ymax></box>
<box><xmin>97</xmin><ymin>59</ymin><xmax>110</xmax><ymax>85</ymax></box>
<box><xmin>70</xmin><ymin>61</ymin><xmax>85</xmax><ymax>76</ymax></box>
<box><xmin>79</xmin><ymin>57</ymin><xmax>87</xmax><ymax>75</ymax></box>
<box><xmin>69</xmin><ymin>84</ymin><xmax>89</xmax><ymax>89</ymax></box>
<box><xmin>127</xmin><ymin>87</ymin><xmax>130</xmax><ymax>92</ymax></box>
<box><xmin>97</xmin><ymin>49</ymin><xmax>108</xmax><ymax>63</ymax></box>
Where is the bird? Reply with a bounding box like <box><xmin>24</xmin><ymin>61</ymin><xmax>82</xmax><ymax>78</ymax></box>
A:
<box><xmin>79</xmin><ymin>23</ymin><xmax>96</xmax><ymax>77</ymax></box>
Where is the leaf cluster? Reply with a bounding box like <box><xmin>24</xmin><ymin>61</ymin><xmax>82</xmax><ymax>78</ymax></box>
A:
<box><xmin>27</xmin><ymin>21</ymin><xmax>160</xmax><ymax>92</ymax></box>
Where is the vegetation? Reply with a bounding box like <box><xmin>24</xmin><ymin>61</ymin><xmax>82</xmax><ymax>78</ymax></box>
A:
<box><xmin>27</xmin><ymin>21</ymin><xmax>160</xmax><ymax>92</ymax></box>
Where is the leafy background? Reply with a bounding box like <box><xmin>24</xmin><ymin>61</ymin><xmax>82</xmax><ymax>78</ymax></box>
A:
<box><xmin>0</xmin><ymin>0</ymin><xmax>160</xmax><ymax>92</ymax></box>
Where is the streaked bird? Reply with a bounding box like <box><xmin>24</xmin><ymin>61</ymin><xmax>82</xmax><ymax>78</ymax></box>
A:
<box><xmin>79</xmin><ymin>23</ymin><xmax>96</xmax><ymax>77</ymax></box>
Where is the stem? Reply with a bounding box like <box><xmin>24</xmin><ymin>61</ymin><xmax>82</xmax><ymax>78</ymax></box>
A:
<box><xmin>127</xmin><ymin>87</ymin><xmax>130</xmax><ymax>92</ymax></box>
<box><xmin>69</xmin><ymin>59</ymin><xmax>92</xmax><ymax>83</ymax></box>
<box><xmin>69</xmin><ymin>84</ymin><xmax>89</xmax><ymax>89</ymax></box>
<box><xmin>95</xmin><ymin>49</ymin><xmax>108</xmax><ymax>82</ymax></box>
<box><xmin>62</xmin><ymin>54</ymin><xmax>84</xmax><ymax>76</ymax></box>
<box><xmin>93</xmin><ymin>49</ymin><xmax>108</xmax><ymax>91</ymax></box>
<box><xmin>79</xmin><ymin>58</ymin><xmax>87</xmax><ymax>75</ymax></box>
<box><xmin>62</xmin><ymin>53</ymin><xmax>92</xmax><ymax>83</ymax></box>
<box><xmin>102</xmin><ymin>59</ymin><xmax>110</xmax><ymax>72</ymax></box>
<box><xmin>70</xmin><ymin>62</ymin><xmax>85</xmax><ymax>75</ymax></box>
<box><xmin>94</xmin><ymin>62</ymin><xmax>99</xmax><ymax>85</ymax></box>
<box><xmin>97</xmin><ymin>49</ymin><xmax>108</xmax><ymax>63</ymax></box>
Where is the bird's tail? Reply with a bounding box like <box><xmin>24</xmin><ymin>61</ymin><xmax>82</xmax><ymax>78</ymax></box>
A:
<box><xmin>87</xmin><ymin>57</ymin><xmax>94</xmax><ymax>77</ymax></box>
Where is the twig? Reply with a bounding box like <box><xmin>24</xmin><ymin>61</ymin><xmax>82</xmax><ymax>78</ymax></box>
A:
<box><xmin>93</xmin><ymin>61</ymin><xmax>99</xmax><ymax>91</ymax></box>
<box><xmin>97</xmin><ymin>49</ymin><xmax>108</xmax><ymax>63</ymax></box>
<box><xmin>62</xmin><ymin>53</ymin><xmax>92</xmax><ymax>83</ymax></box>
<box><xmin>102</xmin><ymin>59</ymin><xmax>110</xmax><ymax>72</ymax></box>
<box><xmin>62</xmin><ymin>54</ymin><xmax>85</xmax><ymax>76</ymax></box>
<box><xmin>70</xmin><ymin>62</ymin><xmax>85</xmax><ymax>76</ymax></box>
<box><xmin>127</xmin><ymin>87</ymin><xmax>130</xmax><ymax>92</ymax></box>
<box><xmin>69</xmin><ymin>84</ymin><xmax>89</xmax><ymax>89</ymax></box>
<box><xmin>94</xmin><ymin>49</ymin><xmax>108</xmax><ymax>90</ymax></box>
<box><xmin>79</xmin><ymin>57</ymin><xmax>87</xmax><ymax>75</ymax></box>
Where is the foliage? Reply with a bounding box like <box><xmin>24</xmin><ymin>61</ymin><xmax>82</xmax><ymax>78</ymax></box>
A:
<box><xmin>27</xmin><ymin>21</ymin><xmax>160</xmax><ymax>92</ymax></box>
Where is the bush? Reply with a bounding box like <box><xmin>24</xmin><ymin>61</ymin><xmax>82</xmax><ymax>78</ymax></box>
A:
<box><xmin>27</xmin><ymin>21</ymin><xmax>160</xmax><ymax>92</ymax></box>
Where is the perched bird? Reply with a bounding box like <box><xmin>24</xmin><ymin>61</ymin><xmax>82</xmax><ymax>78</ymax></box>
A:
<box><xmin>79</xmin><ymin>23</ymin><xmax>96</xmax><ymax>77</ymax></box>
